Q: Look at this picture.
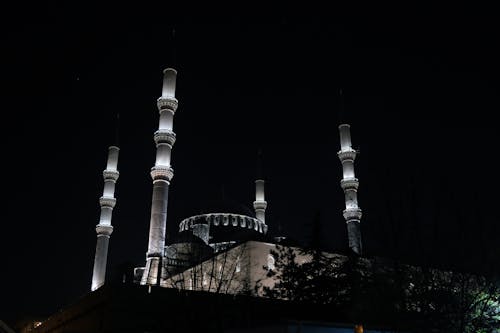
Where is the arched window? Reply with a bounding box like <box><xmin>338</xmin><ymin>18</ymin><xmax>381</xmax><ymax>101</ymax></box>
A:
<box><xmin>267</xmin><ymin>254</ymin><xmax>275</xmax><ymax>271</ymax></box>
<box><xmin>235</xmin><ymin>256</ymin><xmax>241</xmax><ymax>273</ymax></box>
<box><xmin>202</xmin><ymin>272</ymin><xmax>208</xmax><ymax>286</ymax></box>
<box><xmin>218</xmin><ymin>264</ymin><xmax>223</xmax><ymax>279</ymax></box>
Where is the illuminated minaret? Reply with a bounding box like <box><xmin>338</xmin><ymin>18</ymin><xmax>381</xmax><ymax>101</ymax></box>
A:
<box><xmin>141</xmin><ymin>68</ymin><xmax>178</xmax><ymax>285</ymax></box>
<box><xmin>91</xmin><ymin>145</ymin><xmax>120</xmax><ymax>291</ymax></box>
<box><xmin>253</xmin><ymin>151</ymin><xmax>268</xmax><ymax>231</ymax></box>
<box><xmin>254</xmin><ymin>180</ymin><xmax>267</xmax><ymax>225</ymax></box>
<box><xmin>338</xmin><ymin>124</ymin><xmax>362</xmax><ymax>255</ymax></box>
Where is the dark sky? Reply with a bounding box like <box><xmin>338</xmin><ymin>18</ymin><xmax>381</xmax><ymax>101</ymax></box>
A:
<box><xmin>2</xmin><ymin>9</ymin><xmax>499</xmax><ymax>322</ymax></box>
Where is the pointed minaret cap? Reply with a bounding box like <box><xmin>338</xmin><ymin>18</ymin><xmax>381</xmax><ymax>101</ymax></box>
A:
<box><xmin>162</xmin><ymin>68</ymin><xmax>177</xmax><ymax>98</ymax></box>
<box><xmin>256</xmin><ymin>148</ymin><xmax>264</xmax><ymax>180</ymax></box>
<box><xmin>112</xmin><ymin>113</ymin><xmax>120</xmax><ymax>147</ymax></box>
<box><xmin>338</xmin><ymin>88</ymin><xmax>352</xmax><ymax>125</ymax></box>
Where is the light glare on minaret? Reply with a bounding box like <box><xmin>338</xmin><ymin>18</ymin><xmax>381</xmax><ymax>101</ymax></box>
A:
<box><xmin>91</xmin><ymin>146</ymin><xmax>120</xmax><ymax>291</ymax></box>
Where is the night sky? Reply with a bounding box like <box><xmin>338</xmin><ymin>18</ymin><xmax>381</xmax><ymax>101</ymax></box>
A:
<box><xmin>2</xmin><ymin>9</ymin><xmax>499</xmax><ymax>323</ymax></box>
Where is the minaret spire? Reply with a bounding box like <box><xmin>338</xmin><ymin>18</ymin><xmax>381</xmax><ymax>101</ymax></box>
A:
<box><xmin>171</xmin><ymin>27</ymin><xmax>177</xmax><ymax>68</ymax></box>
<box><xmin>253</xmin><ymin>149</ymin><xmax>268</xmax><ymax>233</ymax></box>
<box><xmin>337</xmin><ymin>124</ymin><xmax>363</xmax><ymax>255</ymax></box>
<box><xmin>113</xmin><ymin>112</ymin><xmax>120</xmax><ymax>147</ymax></box>
<box><xmin>91</xmin><ymin>145</ymin><xmax>120</xmax><ymax>291</ymax></box>
<box><xmin>338</xmin><ymin>88</ymin><xmax>349</xmax><ymax>124</ymax></box>
<box><xmin>141</xmin><ymin>68</ymin><xmax>178</xmax><ymax>285</ymax></box>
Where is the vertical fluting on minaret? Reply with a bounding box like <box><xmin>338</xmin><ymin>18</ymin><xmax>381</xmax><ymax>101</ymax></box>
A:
<box><xmin>337</xmin><ymin>124</ymin><xmax>363</xmax><ymax>255</ymax></box>
<box><xmin>141</xmin><ymin>68</ymin><xmax>178</xmax><ymax>285</ymax></box>
<box><xmin>91</xmin><ymin>146</ymin><xmax>120</xmax><ymax>291</ymax></box>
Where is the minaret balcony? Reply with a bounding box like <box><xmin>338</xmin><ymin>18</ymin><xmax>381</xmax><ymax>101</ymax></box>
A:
<box><xmin>253</xmin><ymin>200</ymin><xmax>268</xmax><ymax>210</ymax></box>
<box><xmin>154</xmin><ymin>129</ymin><xmax>176</xmax><ymax>146</ymax></box>
<box><xmin>337</xmin><ymin>149</ymin><xmax>357</xmax><ymax>162</ymax></box>
<box><xmin>102</xmin><ymin>170</ymin><xmax>120</xmax><ymax>182</ymax></box>
<box><xmin>340</xmin><ymin>178</ymin><xmax>359</xmax><ymax>190</ymax></box>
<box><xmin>99</xmin><ymin>196</ymin><xmax>116</xmax><ymax>208</ymax></box>
<box><xmin>157</xmin><ymin>96</ymin><xmax>178</xmax><ymax>113</ymax></box>
<box><xmin>343</xmin><ymin>208</ymin><xmax>362</xmax><ymax>221</ymax></box>
<box><xmin>95</xmin><ymin>224</ymin><xmax>113</xmax><ymax>236</ymax></box>
<box><xmin>150</xmin><ymin>166</ymin><xmax>174</xmax><ymax>181</ymax></box>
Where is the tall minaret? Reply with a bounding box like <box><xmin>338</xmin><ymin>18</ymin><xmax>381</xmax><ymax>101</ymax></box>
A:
<box><xmin>253</xmin><ymin>151</ymin><xmax>268</xmax><ymax>229</ymax></box>
<box><xmin>141</xmin><ymin>68</ymin><xmax>178</xmax><ymax>285</ymax></box>
<box><xmin>338</xmin><ymin>124</ymin><xmax>362</xmax><ymax>255</ymax></box>
<box><xmin>91</xmin><ymin>145</ymin><xmax>120</xmax><ymax>291</ymax></box>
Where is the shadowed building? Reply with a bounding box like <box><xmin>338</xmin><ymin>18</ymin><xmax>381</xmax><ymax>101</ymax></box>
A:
<box><xmin>33</xmin><ymin>284</ymin><xmax>400</xmax><ymax>333</ymax></box>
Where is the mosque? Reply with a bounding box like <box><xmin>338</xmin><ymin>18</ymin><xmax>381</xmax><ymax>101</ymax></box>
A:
<box><xmin>6</xmin><ymin>66</ymin><xmax>369</xmax><ymax>333</ymax></box>
<box><xmin>21</xmin><ymin>68</ymin><xmax>411</xmax><ymax>333</ymax></box>
<box><xmin>90</xmin><ymin>67</ymin><xmax>363</xmax><ymax>295</ymax></box>
<box><xmin>20</xmin><ymin>67</ymin><xmax>497</xmax><ymax>333</ymax></box>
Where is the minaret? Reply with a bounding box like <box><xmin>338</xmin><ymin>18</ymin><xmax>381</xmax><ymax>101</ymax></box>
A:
<box><xmin>337</xmin><ymin>124</ymin><xmax>362</xmax><ymax>255</ymax></box>
<box><xmin>253</xmin><ymin>151</ymin><xmax>268</xmax><ymax>230</ymax></box>
<box><xmin>141</xmin><ymin>68</ymin><xmax>178</xmax><ymax>285</ymax></box>
<box><xmin>91</xmin><ymin>145</ymin><xmax>120</xmax><ymax>291</ymax></box>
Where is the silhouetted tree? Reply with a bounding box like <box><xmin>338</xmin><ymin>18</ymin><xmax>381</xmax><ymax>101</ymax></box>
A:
<box><xmin>257</xmin><ymin>245</ymin><xmax>500</xmax><ymax>332</ymax></box>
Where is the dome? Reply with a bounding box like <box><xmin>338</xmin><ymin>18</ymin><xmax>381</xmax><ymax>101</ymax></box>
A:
<box><xmin>177</xmin><ymin>198</ymin><xmax>267</xmax><ymax>245</ymax></box>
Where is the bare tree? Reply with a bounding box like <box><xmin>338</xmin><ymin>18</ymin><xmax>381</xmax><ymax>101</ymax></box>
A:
<box><xmin>162</xmin><ymin>243</ymin><xmax>251</xmax><ymax>295</ymax></box>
